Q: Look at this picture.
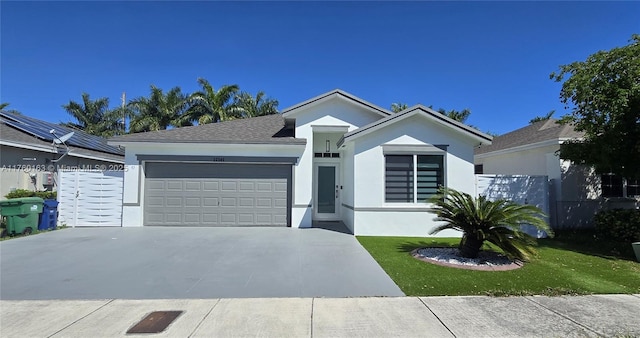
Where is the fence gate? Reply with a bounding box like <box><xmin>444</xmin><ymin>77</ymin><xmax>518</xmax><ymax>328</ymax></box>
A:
<box><xmin>475</xmin><ymin>174</ymin><xmax>550</xmax><ymax>238</ymax></box>
<box><xmin>57</xmin><ymin>170</ymin><xmax>123</xmax><ymax>227</ymax></box>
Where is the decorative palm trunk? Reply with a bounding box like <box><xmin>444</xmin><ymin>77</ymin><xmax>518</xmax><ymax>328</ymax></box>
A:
<box><xmin>459</xmin><ymin>233</ymin><xmax>484</xmax><ymax>258</ymax></box>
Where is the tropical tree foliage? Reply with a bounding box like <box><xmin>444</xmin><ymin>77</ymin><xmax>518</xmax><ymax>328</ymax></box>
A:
<box><xmin>391</xmin><ymin>102</ymin><xmax>408</xmax><ymax>113</ymax></box>
<box><xmin>62</xmin><ymin>93</ymin><xmax>121</xmax><ymax>137</ymax></box>
<box><xmin>233</xmin><ymin>91</ymin><xmax>279</xmax><ymax>118</ymax></box>
<box><xmin>186</xmin><ymin>78</ymin><xmax>240</xmax><ymax>124</ymax></box>
<box><xmin>551</xmin><ymin>34</ymin><xmax>640</xmax><ymax>179</ymax></box>
<box><xmin>427</xmin><ymin>188</ymin><xmax>552</xmax><ymax>261</ymax></box>
<box><xmin>436</xmin><ymin>107</ymin><xmax>471</xmax><ymax>124</ymax></box>
<box><xmin>529</xmin><ymin>110</ymin><xmax>555</xmax><ymax>124</ymax></box>
<box><xmin>128</xmin><ymin>85</ymin><xmax>191</xmax><ymax>133</ymax></box>
<box><xmin>0</xmin><ymin>103</ymin><xmax>21</xmax><ymax>114</ymax></box>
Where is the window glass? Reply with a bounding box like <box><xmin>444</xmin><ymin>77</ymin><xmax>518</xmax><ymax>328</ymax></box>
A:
<box><xmin>417</xmin><ymin>155</ymin><xmax>443</xmax><ymax>201</ymax></box>
<box><xmin>601</xmin><ymin>174</ymin><xmax>623</xmax><ymax>197</ymax></box>
<box><xmin>385</xmin><ymin>155</ymin><xmax>413</xmax><ymax>202</ymax></box>
<box><xmin>626</xmin><ymin>178</ymin><xmax>640</xmax><ymax>197</ymax></box>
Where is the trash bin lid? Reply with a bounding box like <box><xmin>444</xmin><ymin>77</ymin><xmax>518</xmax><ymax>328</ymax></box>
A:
<box><xmin>0</xmin><ymin>197</ymin><xmax>44</xmax><ymax>205</ymax></box>
<box><xmin>43</xmin><ymin>199</ymin><xmax>59</xmax><ymax>207</ymax></box>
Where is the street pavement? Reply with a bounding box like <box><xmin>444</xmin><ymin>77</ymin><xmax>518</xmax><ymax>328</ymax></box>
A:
<box><xmin>1</xmin><ymin>294</ymin><xmax>639</xmax><ymax>337</ymax></box>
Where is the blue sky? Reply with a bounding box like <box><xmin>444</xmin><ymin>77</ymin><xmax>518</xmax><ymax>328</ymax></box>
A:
<box><xmin>1</xmin><ymin>1</ymin><xmax>638</xmax><ymax>135</ymax></box>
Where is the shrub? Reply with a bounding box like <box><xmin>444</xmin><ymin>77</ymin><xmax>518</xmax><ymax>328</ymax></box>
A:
<box><xmin>4</xmin><ymin>189</ymin><xmax>56</xmax><ymax>200</ymax></box>
<box><xmin>427</xmin><ymin>188</ymin><xmax>553</xmax><ymax>261</ymax></box>
<box><xmin>594</xmin><ymin>209</ymin><xmax>640</xmax><ymax>243</ymax></box>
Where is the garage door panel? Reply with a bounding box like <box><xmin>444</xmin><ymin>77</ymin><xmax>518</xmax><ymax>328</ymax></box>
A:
<box><xmin>239</xmin><ymin>198</ymin><xmax>254</xmax><ymax>207</ymax></box>
<box><xmin>220</xmin><ymin>213</ymin><xmax>236</xmax><ymax>223</ymax></box>
<box><xmin>144</xmin><ymin>163</ymin><xmax>289</xmax><ymax>226</ymax></box>
<box><xmin>203</xmin><ymin>213</ymin><xmax>219</xmax><ymax>223</ymax></box>
<box><xmin>147</xmin><ymin>197</ymin><xmax>164</xmax><ymax>207</ymax></box>
<box><xmin>221</xmin><ymin>181</ymin><xmax>237</xmax><ymax>191</ymax></box>
<box><xmin>183</xmin><ymin>213</ymin><xmax>201</xmax><ymax>223</ymax></box>
<box><xmin>166</xmin><ymin>181</ymin><xmax>183</xmax><ymax>190</ymax></box>
<box><xmin>256</xmin><ymin>198</ymin><xmax>272</xmax><ymax>208</ymax></box>
<box><xmin>203</xmin><ymin>197</ymin><xmax>219</xmax><ymax>207</ymax></box>
<box><xmin>165</xmin><ymin>214</ymin><xmax>182</xmax><ymax>223</ymax></box>
<box><xmin>185</xmin><ymin>197</ymin><xmax>201</xmax><ymax>207</ymax></box>
<box><xmin>238</xmin><ymin>214</ymin><xmax>255</xmax><ymax>224</ymax></box>
<box><xmin>256</xmin><ymin>182</ymin><xmax>272</xmax><ymax>192</ymax></box>
<box><xmin>239</xmin><ymin>182</ymin><xmax>254</xmax><ymax>191</ymax></box>
<box><xmin>221</xmin><ymin>197</ymin><xmax>236</xmax><ymax>207</ymax></box>
<box><xmin>166</xmin><ymin>197</ymin><xmax>183</xmax><ymax>207</ymax></box>
<box><xmin>274</xmin><ymin>198</ymin><xmax>287</xmax><ymax>208</ymax></box>
<box><xmin>185</xmin><ymin>181</ymin><xmax>202</xmax><ymax>191</ymax></box>
<box><xmin>203</xmin><ymin>182</ymin><xmax>219</xmax><ymax>191</ymax></box>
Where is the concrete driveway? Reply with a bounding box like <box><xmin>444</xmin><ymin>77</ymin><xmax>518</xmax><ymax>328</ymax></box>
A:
<box><xmin>0</xmin><ymin>227</ymin><xmax>404</xmax><ymax>300</ymax></box>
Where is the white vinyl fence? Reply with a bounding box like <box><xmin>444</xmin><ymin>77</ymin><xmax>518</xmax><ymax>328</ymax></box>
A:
<box><xmin>475</xmin><ymin>174</ymin><xmax>550</xmax><ymax>238</ymax></box>
<box><xmin>58</xmin><ymin>170</ymin><xmax>124</xmax><ymax>227</ymax></box>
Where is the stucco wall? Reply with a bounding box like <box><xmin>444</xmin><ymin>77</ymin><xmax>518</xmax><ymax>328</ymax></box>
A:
<box><xmin>349</xmin><ymin>114</ymin><xmax>479</xmax><ymax>237</ymax></box>
<box><xmin>290</xmin><ymin>97</ymin><xmax>384</xmax><ymax>228</ymax></box>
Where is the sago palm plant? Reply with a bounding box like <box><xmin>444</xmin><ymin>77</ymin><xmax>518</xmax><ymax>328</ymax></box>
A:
<box><xmin>427</xmin><ymin>188</ymin><xmax>553</xmax><ymax>261</ymax></box>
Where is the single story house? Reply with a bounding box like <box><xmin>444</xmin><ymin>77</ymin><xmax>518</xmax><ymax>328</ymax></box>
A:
<box><xmin>474</xmin><ymin>118</ymin><xmax>639</xmax><ymax>229</ymax></box>
<box><xmin>0</xmin><ymin>111</ymin><xmax>124</xmax><ymax>198</ymax></box>
<box><xmin>110</xmin><ymin>89</ymin><xmax>492</xmax><ymax>236</ymax></box>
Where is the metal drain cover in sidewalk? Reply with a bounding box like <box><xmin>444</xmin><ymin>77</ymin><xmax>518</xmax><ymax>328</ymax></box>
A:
<box><xmin>127</xmin><ymin>311</ymin><xmax>183</xmax><ymax>334</ymax></box>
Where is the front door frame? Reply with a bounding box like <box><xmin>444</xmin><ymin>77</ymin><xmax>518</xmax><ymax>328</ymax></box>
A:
<box><xmin>313</xmin><ymin>161</ymin><xmax>341</xmax><ymax>221</ymax></box>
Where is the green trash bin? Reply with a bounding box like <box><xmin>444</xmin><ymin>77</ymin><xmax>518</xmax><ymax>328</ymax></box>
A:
<box><xmin>0</xmin><ymin>197</ymin><xmax>44</xmax><ymax>237</ymax></box>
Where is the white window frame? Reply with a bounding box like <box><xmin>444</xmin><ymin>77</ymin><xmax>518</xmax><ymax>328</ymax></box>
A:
<box><xmin>384</xmin><ymin>153</ymin><xmax>446</xmax><ymax>204</ymax></box>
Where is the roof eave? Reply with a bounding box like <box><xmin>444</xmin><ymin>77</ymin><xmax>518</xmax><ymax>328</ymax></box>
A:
<box><xmin>108</xmin><ymin>139</ymin><xmax>307</xmax><ymax>146</ymax></box>
<box><xmin>342</xmin><ymin>106</ymin><xmax>492</xmax><ymax>146</ymax></box>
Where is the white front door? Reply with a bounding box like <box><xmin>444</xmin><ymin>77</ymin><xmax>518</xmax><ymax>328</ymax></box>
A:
<box><xmin>314</xmin><ymin>163</ymin><xmax>340</xmax><ymax>220</ymax></box>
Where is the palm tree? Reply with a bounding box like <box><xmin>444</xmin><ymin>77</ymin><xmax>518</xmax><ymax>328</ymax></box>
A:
<box><xmin>186</xmin><ymin>78</ymin><xmax>239</xmax><ymax>124</ymax></box>
<box><xmin>0</xmin><ymin>103</ymin><xmax>21</xmax><ymax>114</ymax></box>
<box><xmin>233</xmin><ymin>91</ymin><xmax>279</xmax><ymax>118</ymax></box>
<box><xmin>391</xmin><ymin>103</ymin><xmax>409</xmax><ymax>113</ymax></box>
<box><xmin>62</xmin><ymin>93</ymin><xmax>120</xmax><ymax>137</ymax></box>
<box><xmin>427</xmin><ymin>188</ymin><xmax>553</xmax><ymax>261</ymax></box>
<box><xmin>128</xmin><ymin>85</ymin><xmax>191</xmax><ymax>133</ymax></box>
<box><xmin>437</xmin><ymin>108</ymin><xmax>471</xmax><ymax>124</ymax></box>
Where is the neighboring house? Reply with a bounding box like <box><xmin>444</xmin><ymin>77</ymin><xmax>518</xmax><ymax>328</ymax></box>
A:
<box><xmin>474</xmin><ymin>118</ymin><xmax>639</xmax><ymax>229</ymax></box>
<box><xmin>0</xmin><ymin>111</ymin><xmax>125</xmax><ymax>198</ymax></box>
<box><xmin>109</xmin><ymin>89</ymin><xmax>492</xmax><ymax>236</ymax></box>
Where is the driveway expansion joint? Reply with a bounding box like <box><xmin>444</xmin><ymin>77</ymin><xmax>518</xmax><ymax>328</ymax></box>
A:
<box><xmin>187</xmin><ymin>298</ymin><xmax>220</xmax><ymax>338</ymax></box>
<box><xmin>418</xmin><ymin>297</ymin><xmax>457</xmax><ymax>338</ymax></box>
<box><xmin>46</xmin><ymin>299</ymin><xmax>115</xmax><ymax>338</ymax></box>
<box><xmin>523</xmin><ymin>296</ymin><xmax>604</xmax><ymax>337</ymax></box>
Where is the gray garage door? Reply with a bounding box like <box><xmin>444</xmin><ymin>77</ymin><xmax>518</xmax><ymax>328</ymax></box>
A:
<box><xmin>144</xmin><ymin>163</ymin><xmax>290</xmax><ymax>226</ymax></box>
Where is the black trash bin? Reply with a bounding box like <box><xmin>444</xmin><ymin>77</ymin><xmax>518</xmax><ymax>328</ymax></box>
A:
<box><xmin>38</xmin><ymin>199</ymin><xmax>59</xmax><ymax>231</ymax></box>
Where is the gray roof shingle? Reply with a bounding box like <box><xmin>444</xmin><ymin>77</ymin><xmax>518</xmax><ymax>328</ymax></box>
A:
<box><xmin>110</xmin><ymin>114</ymin><xmax>305</xmax><ymax>145</ymax></box>
<box><xmin>475</xmin><ymin>119</ymin><xmax>584</xmax><ymax>155</ymax></box>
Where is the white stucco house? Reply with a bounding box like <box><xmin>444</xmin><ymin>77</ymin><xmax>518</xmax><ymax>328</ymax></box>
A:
<box><xmin>474</xmin><ymin>118</ymin><xmax>639</xmax><ymax>229</ymax></box>
<box><xmin>110</xmin><ymin>89</ymin><xmax>492</xmax><ymax>236</ymax></box>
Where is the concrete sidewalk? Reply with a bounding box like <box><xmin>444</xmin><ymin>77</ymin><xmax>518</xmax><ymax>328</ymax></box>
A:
<box><xmin>1</xmin><ymin>295</ymin><xmax>639</xmax><ymax>337</ymax></box>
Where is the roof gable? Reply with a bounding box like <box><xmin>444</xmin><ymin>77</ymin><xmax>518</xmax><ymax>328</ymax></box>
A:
<box><xmin>475</xmin><ymin>119</ymin><xmax>584</xmax><ymax>155</ymax></box>
<box><xmin>339</xmin><ymin>105</ymin><xmax>492</xmax><ymax>147</ymax></box>
<box><xmin>281</xmin><ymin>89</ymin><xmax>391</xmax><ymax>119</ymax></box>
<box><xmin>109</xmin><ymin>114</ymin><xmax>305</xmax><ymax>145</ymax></box>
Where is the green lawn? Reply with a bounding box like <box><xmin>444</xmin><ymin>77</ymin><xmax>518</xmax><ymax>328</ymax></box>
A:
<box><xmin>357</xmin><ymin>233</ymin><xmax>640</xmax><ymax>296</ymax></box>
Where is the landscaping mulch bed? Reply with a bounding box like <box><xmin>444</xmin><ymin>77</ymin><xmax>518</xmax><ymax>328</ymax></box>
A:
<box><xmin>411</xmin><ymin>247</ymin><xmax>524</xmax><ymax>271</ymax></box>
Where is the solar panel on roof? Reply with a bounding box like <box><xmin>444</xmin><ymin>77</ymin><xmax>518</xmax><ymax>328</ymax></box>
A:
<box><xmin>0</xmin><ymin>111</ymin><xmax>124</xmax><ymax>156</ymax></box>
